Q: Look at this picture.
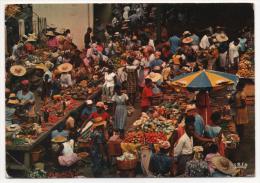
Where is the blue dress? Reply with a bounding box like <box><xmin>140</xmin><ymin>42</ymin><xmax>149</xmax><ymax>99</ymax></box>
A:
<box><xmin>112</xmin><ymin>94</ymin><xmax>128</xmax><ymax>130</ymax></box>
<box><xmin>169</xmin><ymin>35</ymin><xmax>180</xmax><ymax>54</ymax></box>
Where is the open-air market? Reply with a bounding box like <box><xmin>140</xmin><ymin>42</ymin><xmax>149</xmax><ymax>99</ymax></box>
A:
<box><xmin>5</xmin><ymin>3</ymin><xmax>255</xmax><ymax>178</ymax></box>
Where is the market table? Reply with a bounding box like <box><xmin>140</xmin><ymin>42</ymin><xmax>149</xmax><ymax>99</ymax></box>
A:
<box><xmin>6</xmin><ymin>89</ymin><xmax>102</xmax><ymax>171</ymax></box>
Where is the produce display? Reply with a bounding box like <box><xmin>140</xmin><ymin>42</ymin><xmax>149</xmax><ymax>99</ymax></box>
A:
<box><xmin>144</xmin><ymin>132</ymin><xmax>167</xmax><ymax>144</ymax></box>
<box><xmin>237</xmin><ymin>59</ymin><xmax>254</xmax><ymax>78</ymax></box>
<box><xmin>123</xmin><ymin>131</ymin><xmax>167</xmax><ymax>144</ymax></box>
<box><xmin>141</xmin><ymin>119</ymin><xmax>175</xmax><ymax>134</ymax></box>
<box><xmin>237</xmin><ymin>50</ymin><xmax>254</xmax><ymax>78</ymax></box>
<box><xmin>123</xmin><ymin>131</ymin><xmax>145</xmax><ymax>144</ymax></box>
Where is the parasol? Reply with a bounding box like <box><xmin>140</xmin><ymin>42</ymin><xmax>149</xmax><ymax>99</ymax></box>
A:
<box><xmin>170</xmin><ymin>70</ymin><xmax>239</xmax><ymax>124</ymax></box>
<box><xmin>170</xmin><ymin>70</ymin><xmax>239</xmax><ymax>90</ymax></box>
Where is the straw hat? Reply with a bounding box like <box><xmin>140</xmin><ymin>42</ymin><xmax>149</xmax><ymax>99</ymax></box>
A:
<box><xmin>46</xmin><ymin>31</ymin><xmax>55</xmax><ymax>37</ymax></box>
<box><xmin>211</xmin><ymin>156</ymin><xmax>239</xmax><ymax>176</ymax></box>
<box><xmin>185</xmin><ymin>104</ymin><xmax>197</xmax><ymax>112</ymax></box>
<box><xmin>57</xmin><ymin>63</ymin><xmax>73</xmax><ymax>73</ymax></box>
<box><xmin>51</xmin><ymin>136</ymin><xmax>67</xmax><ymax>143</ymax></box>
<box><xmin>182</xmin><ymin>37</ymin><xmax>193</xmax><ymax>44</ymax></box>
<box><xmin>159</xmin><ymin>140</ymin><xmax>171</xmax><ymax>149</ymax></box>
<box><xmin>85</xmin><ymin>100</ymin><xmax>93</xmax><ymax>105</ymax></box>
<box><xmin>6</xmin><ymin>124</ymin><xmax>21</xmax><ymax>132</ymax></box>
<box><xmin>146</xmin><ymin>72</ymin><xmax>162</xmax><ymax>83</ymax></box>
<box><xmin>51</xmin><ymin>52</ymin><xmax>59</xmax><ymax>58</ymax></box>
<box><xmin>114</xmin><ymin>32</ymin><xmax>120</xmax><ymax>36</ymax></box>
<box><xmin>216</xmin><ymin>33</ymin><xmax>229</xmax><ymax>42</ymax></box>
<box><xmin>25</xmin><ymin>33</ymin><xmax>37</xmax><ymax>42</ymax></box>
<box><xmin>193</xmin><ymin>146</ymin><xmax>204</xmax><ymax>152</ymax></box>
<box><xmin>45</xmin><ymin>61</ymin><xmax>54</xmax><ymax>70</ymax></box>
<box><xmin>183</xmin><ymin>30</ymin><xmax>191</xmax><ymax>36</ymax></box>
<box><xmin>8</xmin><ymin>93</ymin><xmax>19</xmax><ymax>105</ymax></box>
<box><xmin>35</xmin><ymin>63</ymin><xmax>48</xmax><ymax>72</ymax></box>
<box><xmin>10</xmin><ymin>65</ymin><xmax>26</xmax><ymax>77</ymax></box>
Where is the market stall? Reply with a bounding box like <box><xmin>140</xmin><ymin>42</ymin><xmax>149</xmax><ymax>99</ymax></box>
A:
<box><xmin>6</xmin><ymin>88</ymin><xmax>101</xmax><ymax>171</ymax></box>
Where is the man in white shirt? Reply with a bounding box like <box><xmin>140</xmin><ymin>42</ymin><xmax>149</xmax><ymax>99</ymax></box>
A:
<box><xmin>229</xmin><ymin>39</ymin><xmax>240</xmax><ymax>69</ymax></box>
<box><xmin>199</xmin><ymin>31</ymin><xmax>211</xmax><ymax>50</ymax></box>
<box><xmin>174</xmin><ymin>116</ymin><xmax>195</xmax><ymax>175</ymax></box>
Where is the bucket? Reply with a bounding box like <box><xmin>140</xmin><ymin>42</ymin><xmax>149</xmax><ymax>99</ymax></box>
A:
<box><xmin>31</xmin><ymin>146</ymin><xmax>45</xmax><ymax>162</ymax></box>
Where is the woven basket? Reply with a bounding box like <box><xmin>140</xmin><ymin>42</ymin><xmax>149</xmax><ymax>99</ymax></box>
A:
<box><xmin>116</xmin><ymin>158</ymin><xmax>137</xmax><ymax>170</ymax></box>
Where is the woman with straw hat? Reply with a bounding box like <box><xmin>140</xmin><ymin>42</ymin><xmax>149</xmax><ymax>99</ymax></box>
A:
<box><xmin>9</xmin><ymin>65</ymin><xmax>27</xmax><ymax>92</ymax></box>
<box><xmin>46</xmin><ymin>30</ymin><xmax>58</xmax><ymax>50</ymax></box>
<box><xmin>6</xmin><ymin>93</ymin><xmax>19</xmax><ymax>125</ymax></box>
<box><xmin>149</xmin><ymin>140</ymin><xmax>174</xmax><ymax>177</ymax></box>
<box><xmin>57</xmin><ymin>63</ymin><xmax>73</xmax><ymax>88</ymax></box>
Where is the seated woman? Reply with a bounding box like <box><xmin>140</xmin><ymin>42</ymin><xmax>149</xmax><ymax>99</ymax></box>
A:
<box><xmin>205</xmin><ymin>143</ymin><xmax>239</xmax><ymax>177</ymax></box>
<box><xmin>57</xmin><ymin>139</ymin><xmax>80</xmax><ymax>167</ymax></box>
<box><xmin>65</xmin><ymin>111</ymin><xmax>80</xmax><ymax>140</ymax></box>
<box><xmin>88</xmin><ymin>102</ymin><xmax>110</xmax><ymax>122</ymax></box>
<box><xmin>205</xmin><ymin>111</ymin><xmax>222</xmax><ymax>138</ymax></box>
<box><xmin>16</xmin><ymin>80</ymin><xmax>36</xmax><ymax>120</ymax></box>
<box><xmin>6</xmin><ymin>93</ymin><xmax>19</xmax><ymax>125</ymax></box>
<box><xmin>80</xmin><ymin>100</ymin><xmax>97</xmax><ymax>121</ymax></box>
<box><xmin>51</xmin><ymin>123</ymin><xmax>69</xmax><ymax>139</ymax></box>
<box><xmin>149</xmin><ymin>141</ymin><xmax>174</xmax><ymax>177</ymax></box>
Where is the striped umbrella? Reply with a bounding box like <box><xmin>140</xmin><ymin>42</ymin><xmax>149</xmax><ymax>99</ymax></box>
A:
<box><xmin>170</xmin><ymin>70</ymin><xmax>239</xmax><ymax>90</ymax></box>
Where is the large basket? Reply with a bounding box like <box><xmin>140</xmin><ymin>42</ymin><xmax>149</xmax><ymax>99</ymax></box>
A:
<box><xmin>116</xmin><ymin>158</ymin><xmax>137</xmax><ymax>170</ymax></box>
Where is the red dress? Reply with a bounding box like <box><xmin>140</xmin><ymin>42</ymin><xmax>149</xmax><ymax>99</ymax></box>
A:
<box><xmin>141</xmin><ymin>86</ymin><xmax>153</xmax><ymax>108</ymax></box>
<box><xmin>196</xmin><ymin>91</ymin><xmax>212</xmax><ymax>125</ymax></box>
<box><xmin>89</xmin><ymin>112</ymin><xmax>110</xmax><ymax>121</ymax></box>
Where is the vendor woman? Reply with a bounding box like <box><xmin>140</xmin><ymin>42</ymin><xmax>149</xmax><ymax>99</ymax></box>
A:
<box><xmin>88</xmin><ymin>101</ymin><xmax>110</xmax><ymax>122</ymax></box>
<box><xmin>16</xmin><ymin>80</ymin><xmax>35</xmax><ymax>119</ymax></box>
<box><xmin>57</xmin><ymin>63</ymin><xmax>74</xmax><ymax>88</ymax></box>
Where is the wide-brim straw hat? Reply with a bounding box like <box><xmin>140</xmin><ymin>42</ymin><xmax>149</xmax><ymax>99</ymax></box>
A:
<box><xmin>26</xmin><ymin>33</ymin><xmax>37</xmax><ymax>42</ymax></box>
<box><xmin>8</xmin><ymin>99</ymin><xmax>19</xmax><ymax>105</ymax></box>
<box><xmin>51</xmin><ymin>136</ymin><xmax>67</xmax><ymax>143</ymax></box>
<box><xmin>46</xmin><ymin>31</ymin><xmax>55</xmax><ymax>37</ymax></box>
<box><xmin>35</xmin><ymin>63</ymin><xmax>47</xmax><ymax>71</ymax></box>
<box><xmin>146</xmin><ymin>72</ymin><xmax>162</xmax><ymax>82</ymax></box>
<box><xmin>216</xmin><ymin>33</ymin><xmax>229</xmax><ymax>42</ymax></box>
<box><xmin>6</xmin><ymin>124</ymin><xmax>21</xmax><ymax>132</ymax></box>
<box><xmin>182</xmin><ymin>37</ymin><xmax>193</xmax><ymax>44</ymax></box>
<box><xmin>183</xmin><ymin>30</ymin><xmax>191</xmax><ymax>36</ymax></box>
<box><xmin>211</xmin><ymin>156</ymin><xmax>239</xmax><ymax>176</ymax></box>
<box><xmin>10</xmin><ymin>65</ymin><xmax>26</xmax><ymax>77</ymax></box>
<box><xmin>57</xmin><ymin>63</ymin><xmax>73</xmax><ymax>73</ymax></box>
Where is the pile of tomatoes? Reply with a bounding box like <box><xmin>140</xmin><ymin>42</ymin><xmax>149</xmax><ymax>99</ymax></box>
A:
<box><xmin>123</xmin><ymin>131</ymin><xmax>145</xmax><ymax>144</ymax></box>
<box><xmin>144</xmin><ymin>132</ymin><xmax>167</xmax><ymax>144</ymax></box>
<box><xmin>123</xmin><ymin>131</ymin><xmax>167</xmax><ymax>144</ymax></box>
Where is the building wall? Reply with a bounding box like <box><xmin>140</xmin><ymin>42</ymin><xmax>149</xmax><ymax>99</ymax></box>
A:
<box><xmin>32</xmin><ymin>4</ymin><xmax>94</xmax><ymax>49</ymax></box>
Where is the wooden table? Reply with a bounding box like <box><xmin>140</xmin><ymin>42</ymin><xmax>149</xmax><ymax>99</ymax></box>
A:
<box><xmin>6</xmin><ymin>89</ymin><xmax>102</xmax><ymax>171</ymax></box>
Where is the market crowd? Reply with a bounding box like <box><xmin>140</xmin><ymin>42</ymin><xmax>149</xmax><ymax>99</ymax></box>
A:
<box><xmin>6</xmin><ymin>4</ymin><xmax>254</xmax><ymax>178</ymax></box>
